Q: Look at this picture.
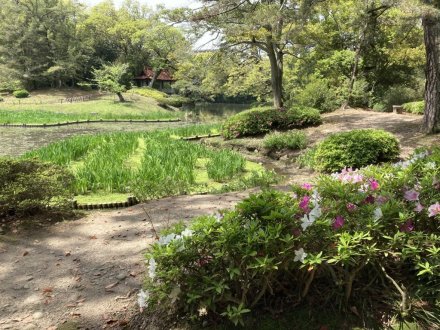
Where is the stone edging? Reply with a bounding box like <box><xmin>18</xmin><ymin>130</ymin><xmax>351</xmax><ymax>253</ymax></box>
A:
<box><xmin>72</xmin><ymin>196</ymin><xmax>139</xmax><ymax>210</ymax></box>
<box><xmin>1</xmin><ymin>118</ymin><xmax>181</xmax><ymax>128</ymax></box>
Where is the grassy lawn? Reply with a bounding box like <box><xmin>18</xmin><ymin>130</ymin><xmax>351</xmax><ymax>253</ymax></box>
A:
<box><xmin>0</xmin><ymin>91</ymin><xmax>182</xmax><ymax>124</ymax></box>
<box><xmin>23</xmin><ymin>125</ymin><xmax>276</xmax><ymax>202</ymax></box>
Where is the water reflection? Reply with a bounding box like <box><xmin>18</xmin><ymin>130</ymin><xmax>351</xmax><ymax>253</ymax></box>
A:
<box><xmin>183</xmin><ymin>103</ymin><xmax>253</xmax><ymax>121</ymax></box>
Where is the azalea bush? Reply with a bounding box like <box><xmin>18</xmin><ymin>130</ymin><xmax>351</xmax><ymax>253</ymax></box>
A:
<box><xmin>141</xmin><ymin>148</ymin><xmax>440</xmax><ymax>327</ymax></box>
<box><xmin>312</xmin><ymin>129</ymin><xmax>400</xmax><ymax>172</ymax></box>
<box><xmin>13</xmin><ymin>89</ymin><xmax>29</xmax><ymax>98</ymax></box>
<box><xmin>222</xmin><ymin>106</ymin><xmax>321</xmax><ymax>139</ymax></box>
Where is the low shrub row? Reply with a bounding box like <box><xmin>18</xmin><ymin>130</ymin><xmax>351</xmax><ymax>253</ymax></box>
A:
<box><xmin>142</xmin><ymin>148</ymin><xmax>440</xmax><ymax>327</ymax></box>
<box><xmin>299</xmin><ymin>129</ymin><xmax>400</xmax><ymax>172</ymax></box>
<box><xmin>222</xmin><ymin>106</ymin><xmax>322</xmax><ymax>139</ymax></box>
<box><xmin>0</xmin><ymin>158</ymin><xmax>73</xmax><ymax>219</ymax></box>
<box><xmin>263</xmin><ymin>130</ymin><xmax>307</xmax><ymax>151</ymax></box>
<box><xmin>402</xmin><ymin>101</ymin><xmax>424</xmax><ymax>115</ymax></box>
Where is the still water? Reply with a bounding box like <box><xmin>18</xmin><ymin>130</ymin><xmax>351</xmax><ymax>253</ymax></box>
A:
<box><xmin>0</xmin><ymin>103</ymin><xmax>253</xmax><ymax>157</ymax></box>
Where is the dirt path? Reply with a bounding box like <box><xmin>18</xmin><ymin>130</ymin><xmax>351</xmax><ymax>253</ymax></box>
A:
<box><xmin>0</xmin><ymin>109</ymin><xmax>438</xmax><ymax>329</ymax></box>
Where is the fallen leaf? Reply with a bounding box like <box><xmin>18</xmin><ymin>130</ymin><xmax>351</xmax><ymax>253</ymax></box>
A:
<box><xmin>76</xmin><ymin>298</ymin><xmax>86</xmax><ymax>303</ymax></box>
<box><xmin>66</xmin><ymin>304</ymin><xmax>77</xmax><ymax>308</ymax></box>
<box><xmin>129</xmin><ymin>272</ymin><xmax>136</xmax><ymax>277</ymax></box>
<box><xmin>64</xmin><ymin>251</ymin><xmax>71</xmax><ymax>257</ymax></box>
<box><xmin>42</xmin><ymin>287</ymin><xmax>53</xmax><ymax>293</ymax></box>
<box><xmin>118</xmin><ymin>320</ymin><xmax>129</xmax><ymax>326</ymax></box>
<box><xmin>22</xmin><ymin>251</ymin><xmax>29</xmax><ymax>256</ymax></box>
<box><xmin>89</xmin><ymin>235</ymin><xmax>97</xmax><ymax>239</ymax></box>
<box><xmin>105</xmin><ymin>282</ymin><xmax>119</xmax><ymax>291</ymax></box>
<box><xmin>350</xmin><ymin>306</ymin><xmax>360</xmax><ymax>317</ymax></box>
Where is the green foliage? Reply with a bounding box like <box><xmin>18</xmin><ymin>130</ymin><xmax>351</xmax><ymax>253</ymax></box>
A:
<box><xmin>294</xmin><ymin>78</ymin><xmax>344</xmax><ymax>113</ymax></box>
<box><xmin>144</xmin><ymin>148</ymin><xmax>440</xmax><ymax>327</ymax></box>
<box><xmin>24</xmin><ymin>125</ymin><xmax>276</xmax><ymax>200</ymax></box>
<box><xmin>0</xmin><ymin>97</ymin><xmax>3</xmax><ymax>102</ymax></box>
<box><xmin>377</xmin><ymin>85</ymin><xmax>424</xmax><ymax>112</ymax></box>
<box><xmin>13</xmin><ymin>89</ymin><xmax>29</xmax><ymax>98</ymax></box>
<box><xmin>403</xmin><ymin>101</ymin><xmax>425</xmax><ymax>115</ymax></box>
<box><xmin>206</xmin><ymin>150</ymin><xmax>246</xmax><ymax>182</ymax></box>
<box><xmin>0</xmin><ymin>158</ymin><xmax>73</xmax><ymax>218</ymax></box>
<box><xmin>131</xmin><ymin>87</ymin><xmax>191</xmax><ymax>107</ymax></box>
<box><xmin>222</xmin><ymin>106</ymin><xmax>321</xmax><ymax>139</ymax></box>
<box><xmin>313</xmin><ymin>129</ymin><xmax>400</xmax><ymax>172</ymax></box>
<box><xmin>263</xmin><ymin>130</ymin><xmax>307</xmax><ymax>151</ymax></box>
<box><xmin>92</xmin><ymin>63</ymin><xmax>129</xmax><ymax>100</ymax></box>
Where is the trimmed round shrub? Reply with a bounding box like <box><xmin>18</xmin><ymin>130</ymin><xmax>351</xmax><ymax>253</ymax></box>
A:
<box><xmin>142</xmin><ymin>148</ymin><xmax>440</xmax><ymax>327</ymax></box>
<box><xmin>402</xmin><ymin>101</ymin><xmax>424</xmax><ymax>115</ymax></box>
<box><xmin>13</xmin><ymin>89</ymin><xmax>30</xmax><ymax>98</ymax></box>
<box><xmin>222</xmin><ymin>106</ymin><xmax>321</xmax><ymax>139</ymax></box>
<box><xmin>313</xmin><ymin>129</ymin><xmax>400</xmax><ymax>172</ymax></box>
<box><xmin>263</xmin><ymin>130</ymin><xmax>307</xmax><ymax>151</ymax></box>
<box><xmin>0</xmin><ymin>158</ymin><xmax>74</xmax><ymax>218</ymax></box>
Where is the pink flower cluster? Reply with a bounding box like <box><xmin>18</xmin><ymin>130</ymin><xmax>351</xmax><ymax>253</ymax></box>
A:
<box><xmin>428</xmin><ymin>203</ymin><xmax>440</xmax><ymax>217</ymax></box>
<box><xmin>333</xmin><ymin>168</ymin><xmax>364</xmax><ymax>184</ymax></box>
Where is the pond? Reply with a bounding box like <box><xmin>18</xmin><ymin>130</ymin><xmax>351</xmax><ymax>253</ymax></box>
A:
<box><xmin>0</xmin><ymin>103</ymin><xmax>253</xmax><ymax>157</ymax></box>
<box><xmin>0</xmin><ymin>122</ymin><xmax>189</xmax><ymax>157</ymax></box>
<box><xmin>183</xmin><ymin>103</ymin><xmax>254</xmax><ymax>121</ymax></box>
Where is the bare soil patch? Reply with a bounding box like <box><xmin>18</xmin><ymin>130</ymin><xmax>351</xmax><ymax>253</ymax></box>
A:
<box><xmin>0</xmin><ymin>108</ymin><xmax>438</xmax><ymax>329</ymax></box>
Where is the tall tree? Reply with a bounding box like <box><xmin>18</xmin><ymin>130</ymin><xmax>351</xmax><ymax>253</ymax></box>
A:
<box><xmin>92</xmin><ymin>63</ymin><xmax>130</xmax><ymax>102</ymax></box>
<box><xmin>422</xmin><ymin>1</ymin><xmax>440</xmax><ymax>133</ymax></box>
<box><xmin>188</xmin><ymin>0</ymin><xmax>315</xmax><ymax>109</ymax></box>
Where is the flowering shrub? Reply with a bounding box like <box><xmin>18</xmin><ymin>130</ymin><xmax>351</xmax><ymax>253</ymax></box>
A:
<box><xmin>313</xmin><ymin>129</ymin><xmax>400</xmax><ymax>172</ymax></box>
<box><xmin>222</xmin><ymin>106</ymin><xmax>321</xmax><ymax>139</ymax></box>
<box><xmin>142</xmin><ymin>148</ymin><xmax>440</xmax><ymax>327</ymax></box>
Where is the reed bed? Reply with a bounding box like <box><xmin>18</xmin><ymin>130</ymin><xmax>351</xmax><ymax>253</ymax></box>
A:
<box><xmin>23</xmin><ymin>124</ymin><xmax>269</xmax><ymax>199</ymax></box>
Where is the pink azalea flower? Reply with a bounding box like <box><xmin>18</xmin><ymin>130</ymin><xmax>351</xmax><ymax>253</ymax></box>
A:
<box><xmin>428</xmin><ymin>202</ymin><xmax>440</xmax><ymax>217</ymax></box>
<box><xmin>301</xmin><ymin>183</ymin><xmax>313</xmax><ymax>190</ymax></box>
<box><xmin>414</xmin><ymin>203</ymin><xmax>424</xmax><ymax>213</ymax></box>
<box><xmin>404</xmin><ymin>189</ymin><xmax>419</xmax><ymax>201</ymax></box>
<box><xmin>332</xmin><ymin>215</ymin><xmax>345</xmax><ymax>230</ymax></box>
<box><xmin>299</xmin><ymin>196</ymin><xmax>311</xmax><ymax>212</ymax></box>
<box><xmin>346</xmin><ymin>203</ymin><xmax>357</xmax><ymax>212</ymax></box>
<box><xmin>399</xmin><ymin>220</ymin><xmax>414</xmax><ymax>233</ymax></box>
<box><xmin>369</xmin><ymin>179</ymin><xmax>380</xmax><ymax>191</ymax></box>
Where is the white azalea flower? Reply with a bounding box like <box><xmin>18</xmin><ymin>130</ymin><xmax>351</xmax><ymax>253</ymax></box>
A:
<box><xmin>311</xmin><ymin>189</ymin><xmax>321</xmax><ymax>206</ymax></box>
<box><xmin>294</xmin><ymin>248</ymin><xmax>307</xmax><ymax>263</ymax></box>
<box><xmin>426</xmin><ymin>162</ymin><xmax>436</xmax><ymax>170</ymax></box>
<box><xmin>158</xmin><ymin>233</ymin><xmax>176</xmax><ymax>245</ymax></box>
<box><xmin>148</xmin><ymin>258</ymin><xmax>156</xmax><ymax>279</ymax></box>
<box><xmin>181</xmin><ymin>228</ymin><xmax>194</xmax><ymax>237</ymax></box>
<box><xmin>309</xmin><ymin>205</ymin><xmax>322</xmax><ymax>218</ymax></box>
<box><xmin>373</xmin><ymin>207</ymin><xmax>383</xmax><ymax>221</ymax></box>
<box><xmin>137</xmin><ymin>289</ymin><xmax>150</xmax><ymax>309</ymax></box>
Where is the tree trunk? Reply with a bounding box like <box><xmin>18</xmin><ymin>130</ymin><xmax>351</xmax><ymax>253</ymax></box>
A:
<box><xmin>267</xmin><ymin>42</ymin><xmax>283</xmax><ymax>109</ymax></box>
<box><xmin>422</xmin><ymin>12</ymin><xmax>440</xmax><ymax>134</ymax></box>
<box><xmin>116</xmin><ymin>92</ymin><xmax>125</xmax><ymax>102</ymax></box>
<box><xmin>148</xmin><ymin>69</ymin><xmax>162</xmax><ymax>88</ymax></box>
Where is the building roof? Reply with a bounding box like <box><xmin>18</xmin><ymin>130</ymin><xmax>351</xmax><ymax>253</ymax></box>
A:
<box><xmin>134</xmin><ymin>67</ymin><xmax>175</xmax><ymax>81</ymax></box>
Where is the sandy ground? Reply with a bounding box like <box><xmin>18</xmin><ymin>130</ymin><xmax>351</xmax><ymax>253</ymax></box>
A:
<box><xmin>0</xmin><ymin>109</ymin><xmax>438</xmax><ymax>329</ymax></box>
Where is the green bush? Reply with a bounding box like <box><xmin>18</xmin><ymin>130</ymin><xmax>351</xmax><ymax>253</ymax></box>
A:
<box><xmin>263</xmin><ymin>130</ymin><xmax>307</xmax><ymax>151</ymax></box>
<box><xmin>13</xmin><ymin>89</ymin><xmax>30</xmax><ymax>98</ymax></box>
<box><xmin>294</xmin><ymin>78</ymin><xmax>344</xmax><ymax>113</ymax></box>
<box><xmin>222</xmin><ymin>106</ymin><xmax>321</xmax><ymax>139</ymax></box>
<box><xmin>142</xmin><ymin>149</ymin><xmax>440</xmax><ymax>327</ymax></box>
<box><xmin>313</xmin><ymin>129</ymin><xmax>400</xmax><ymax>172</ymax></box>
<box><xmin>402</xmin><ymin>101</ymin><xmax>424</xmax><ymax>115</ymax></box>
<box><xmin>0</xmin><ymin>97</ymin><xmax>3</xmax><ymax>102</ymax></box>
<box><xmin>0</xmin><ymin>158</ymin><xmax>74</xmax><ymax>218</ymax></box>
<box><xmin>131</xmin><ymin>87</ymin><xmax>191</xmax><ymax>107</ymax></box>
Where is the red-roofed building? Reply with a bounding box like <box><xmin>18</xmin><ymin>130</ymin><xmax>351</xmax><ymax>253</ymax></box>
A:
<box><xmin>134</xmin><ymin>67</ymin><xmax>176</xmax><ymax>91</ymax></box>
